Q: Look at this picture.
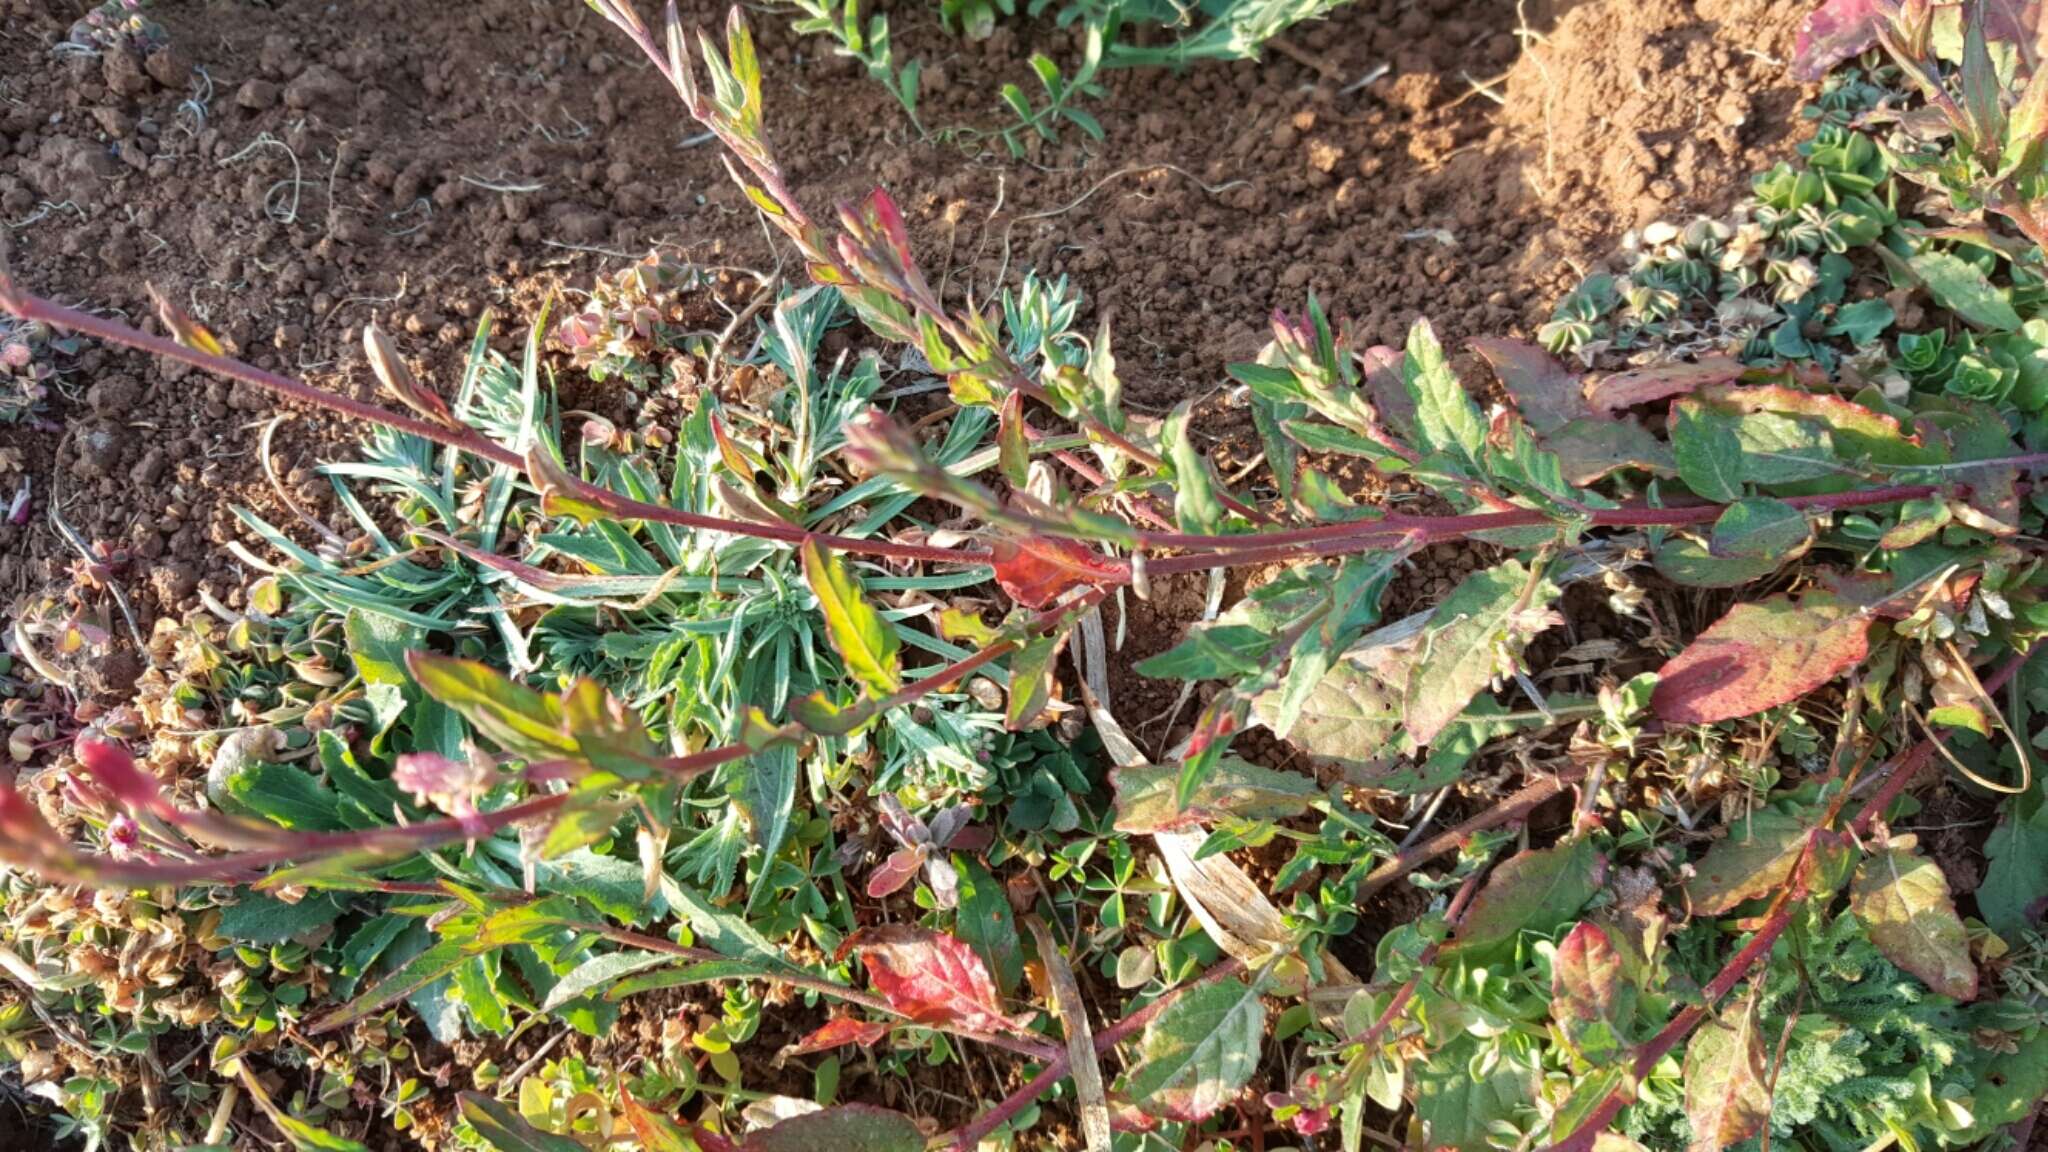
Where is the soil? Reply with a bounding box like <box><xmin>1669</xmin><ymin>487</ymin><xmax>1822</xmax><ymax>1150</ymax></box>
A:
<box><xmin>0</xmin><ymin>0</ymin><xmax>1821</xmax><ymax>1143</ymax></box>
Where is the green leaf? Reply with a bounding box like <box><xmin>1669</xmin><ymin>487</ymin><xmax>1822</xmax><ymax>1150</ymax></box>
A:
<box><xmin>1826</xmin><ymin>298</ymin><xmax>1895</xmax><ymax>344</ymax></box>
<box><xmin>1165</xmin><ymin>401</ymin><xmax>1225</xmax><ymax>534</ymax></box>
<box><xmin>407</xmin><ymin>652</ymin><xmax>577</xmax><ymax>762</ymax></box>
<box><xmin>453</xmin><ymin>953</ymin><xmax>511</xmax><ymax>1035</ymax></box>
<box><xmin>222</xmin><ymin>762</ymin><xmax>350</xmax><ymax>832</ymax></box>
<box><xmin>802</xmin><ymin>540</ymin><xmax>902</xmax><ymax>697</ymax></box>
<box><xmin>312</xmin><ymin>939</ymin><xmax>468</xmax><ymax>1035</ymax></box>
<box><xmin>1949</xmin><ymin>1027</ymin><xmax>2048</xmax><ymax>1143</ymax></box>
<box><xmin>1403</xmin><ymin>318</ymin><xmax>1485</xmax><ymax>472</ymax></box>
<box><xmin>1709</xmin><ymin>497</ymin><xmax>1813</xmax><ymax>559</ymax></box>
<box><xmin>1683</xmin><ymin>1006</ymin><xmax>1772</xmax><ymax>1152</ymax></box>
<box><xmin>661</xmin><ymin>877</ymin><xmax>808</xmax><ymax>977</ymax></box>
<box><xmin>1849</xmin><ymin>835</ymin><xmax>1978</xmax><ymax>1000</ymax></box>
<box><xmin>747</xmin><ymin>1106</ymin><xmax>926</xmax><ymax>1152</ymax></box>
<box><xmin>345</xmin><ymin>609</ymin><xmax>422</xmax><ymax>690</ymax></box>
<box><xmin>953</xmin><ymin>857</ymin><xmax>1022</xmax><ymax>995</ymax></box>
<box><xmin>532</xmin><ymin>849</ymin><xmax>659</xmax><ymax>926</ymax></box>
<box><xmin>541</xmin><ymin>951</ymin><xmax>675</xmax><ymax>1012</ymax></box>
<box><xmin>1672</xmin><ymin>400</ymin><xmax>1744</xmax><ymax>503</ymax></box>
<box><xmin>1911</xmin><ymin>250</ymin><xmax>2023</xmax><ymax>330</ymax></box>
<box><xmin>459</xmin><ymin>1093</ymin><xmax>585</xmax><ymax>1152</ymax></box>
<box><xmin>1403</xmin><ymin>559</ymin><xmax>1561</xmax><ymax>745</ymax></box>
<box><xmin>1258</xmin><ymin>657</ymin><xmax>1404</xmax><ymax>769</ymax></box>
<box><xmin>1653</xmin><ymin>536</ymin><xmax>1787</xmax><ymax>588</ymax></box>
<box><xmin>1685</xmin><ymin>809</ymin><xmax>1811</xmax><ymax>915</ymax></box>
<box><xmin>606</xmin><ymin>959</ymin><xmax>781</xmax><ymax>1001</ymax></box>
<box><xmin>1005</xmin><ymin>635</ymin><xmax>1060</xmax><ymax>731</ymax></box>
<box><xmin>1444</xmin><ymin>839</ymin><xmax>1605</xmax><ymax>958</ymax></box>
<box><xmin>1543</xmin><ymin>418</ymin><xmax>1675</xmax><ymax>485</ymax></box>
<box><xmin>1137</xmin><ymin>624</ymin><xmax>1271</xmax><ymax>680</ymax></box>
<box><xmin>1650</xmin><ymin>586</ymin><xmax>1872</xmax><ymax>724</ymax></box>
<box><xmin>216</xmin><ymin>891</ymin><xmax>347</xmax><ymax>944</ymax></box>
<box><xmin>1112</xmin><ymin>759</ymin><xmax>1320</xmax><ymax>833</ymax></box>
<box><xmin>735</xmin><ymin>743</ymin><xmax>799</xmax><ymax>907</ymax></box>
<box><xmin>1980</xmin><ymin>792</ymin><xmax>2048</xmax><ymax>941</ymax></box>
<box><xmin>1125</xmin><ymin>976</ymin><xmax>1266</xmax><ymax>1122</ymax></box>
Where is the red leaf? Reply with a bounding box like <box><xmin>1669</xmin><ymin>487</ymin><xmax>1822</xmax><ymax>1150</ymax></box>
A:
<box><xmin>1793</xmin><ymin>0</ymin><xmax>1886</xmax><ymax>82</ymax></box>
<box><xmin>865</xmin><ymin>847</ymin><xmax>925</xmax><ymax>899</ymax></box>
<box><xmin>1651</xmin><ymin>586</ymin><xmax>1873</xmax><ymax>724</ymax></box>
<box><xmin>1551</xmin><ymin>922</ymin><xmax>1635</xmax><ymax>1055</ymax></box>
<box><xmin>1583</xmin><ymin>356</ymin><xmax>1747</xmax><ymax>414</ymax></box>
<box><xmin>989</xmin><ymin>536</ymin><xmax>1126</xmax><ymax>608</ymax></box>
<box><xmin>845</xmin><ymin>924</ymin><xmax>1025</xmax><ymax>1034</ymax></box>
<box><xmin>781</xmin><ymin>1016</ymin><xmax>892</xmax><ymax>1059</ymax></box>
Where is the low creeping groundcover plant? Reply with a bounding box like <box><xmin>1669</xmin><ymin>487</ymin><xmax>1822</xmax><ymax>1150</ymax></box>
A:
<box><xmin>5</xmin><ymin>0</ymin><xmax>2048</xmax><ymax>1149</ymax></box>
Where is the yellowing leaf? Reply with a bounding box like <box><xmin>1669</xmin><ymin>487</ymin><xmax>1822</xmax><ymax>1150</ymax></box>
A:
<box><xmin>1685</xmin><ymin>809</ymin><xmax>1810</xmax><ymax>916</ymax></box>
<box><xmin>1850</xmin><ymin>836</ymin><xmax>1978</xmax><ymax>1001</ymax></box>
<box><xmin>1683</xmin><ymin>1005</ymin><xmax>1772</xmax><ymax>1152</ymax></box>
<box><xmin>801</xmin><ymin>540</ymin><xmax>901</xmax><ymax>698</ymax></box>
<box><xmin>1125</xmin><ymin>976</ymin><xmax>1265</xmax><ymax>1122</ymax></box>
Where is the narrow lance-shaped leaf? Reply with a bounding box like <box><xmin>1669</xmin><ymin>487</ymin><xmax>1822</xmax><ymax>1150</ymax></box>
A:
<box><xmin>1850</xmin><ymin>835</ymin><xmax>1978</xmax><ymax>1000</ymax></box>
<box><xmin>1165</xmin><ymin>401</ymin><xmax>1225</xmax><ymax>534</ymax></box>
<box><xmin>801</xmin><ymin>540</ymin><xmax>901</xmax><ymax>697</ymax></box>
<box><xmin>1403</xmin><ymin>317</ymin><xmax>1486</xmax><ymax>474</ymax></box>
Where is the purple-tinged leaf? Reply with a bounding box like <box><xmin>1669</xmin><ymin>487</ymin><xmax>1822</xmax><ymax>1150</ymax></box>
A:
<box><xmin>1651</xmin><ymin>586</ymin><xmax>1872</xmax><ymax>724</ymax></box>
<box><xmin>1472</xmin><ymin>337</ymin><xmax>1587</xmax><ymax>433</ymax></box>
<box><xmin>745</xmin><ymin>1105</ymin><xmax>924</xmax><ymax>1152</ymax></box>
<box><xmin>1584</xmin><ymin>356</ymin><xmax>1747</xmax><ymax>414</ymax></box>
<box><xmin>1793</xmin><ymin>0</ymin><xmax>1888</xmax><ymax>82</ymax></box>
<box><xmin>989</xmin><ymin>535</ymin><xmax>1126</xmax><ymax>608</ymax></box>
<box><xmin>865</xmin><ymin>847</ymin><xmax>925</xmax><ymax>899</ymax></box>
<box><xmin>1543</xmin><ymin>417</ymin><xmax>1675</xmax><ymax>485</ymax></box>
<box><xmin>1850</xmin><ymin>835</ymin><xmax>1978</xmax><ymax>1000</ymax></box>
<box><xmin>844</xmin><ymin>924</ymin><xmax>1026</xmax><ymax>1034</ymax></box>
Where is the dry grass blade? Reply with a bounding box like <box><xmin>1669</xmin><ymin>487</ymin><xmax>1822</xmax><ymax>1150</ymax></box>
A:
<box><xmin>1024</xmin><ymin>916</ymin><xmax>1111</xmax><ymax>1152</ymax></box>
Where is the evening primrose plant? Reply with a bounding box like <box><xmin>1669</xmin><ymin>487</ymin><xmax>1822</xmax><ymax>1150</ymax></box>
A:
<box><xmin>8</xmin><ymin>1</ymin><xmax>2048</xmax><ymax>1150</ymax></box>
